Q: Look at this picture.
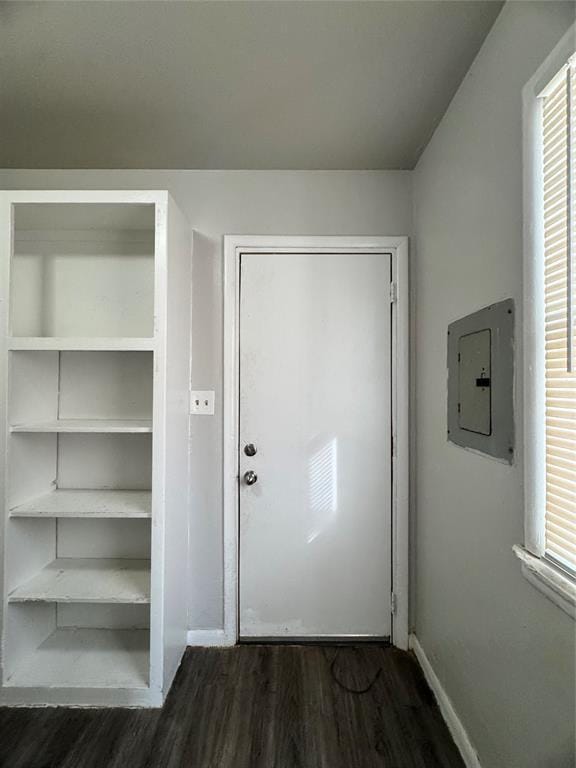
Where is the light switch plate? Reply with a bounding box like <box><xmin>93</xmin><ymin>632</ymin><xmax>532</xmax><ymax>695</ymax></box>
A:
<box><xmin>447</xmin><ymin>299</ymin><xmax>514</xmax><ymax>463</ymax></box>
<box><xmin>190</xmin><ymin>390</ymin><xmax>215</xmax><ymax>415</ymax></box>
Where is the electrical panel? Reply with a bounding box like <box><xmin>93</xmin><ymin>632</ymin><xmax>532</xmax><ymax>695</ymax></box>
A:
<box><xmin>447</xmin><ymin>299</ymin><xmax>514</xmax><ymax>462</ymax></box>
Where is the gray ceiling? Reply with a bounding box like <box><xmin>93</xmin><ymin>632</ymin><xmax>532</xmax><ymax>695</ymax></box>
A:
<box><xmin>0</xmin><ymin>1</ymin><xmax>505</xmax><ymax>170</ymax></box>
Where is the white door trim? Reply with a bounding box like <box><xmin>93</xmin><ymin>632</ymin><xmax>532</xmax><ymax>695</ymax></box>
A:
<box><xmin>223</xmin><ymin>235</ymin><xmax>409</xmax><ymax>649</ymax></box>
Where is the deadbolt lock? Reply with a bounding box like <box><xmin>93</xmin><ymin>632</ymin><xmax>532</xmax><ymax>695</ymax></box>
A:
<box><xmin>244</xmin><ymin>443</ymin><xmax>257</xmax><ymax>457</ymax></box>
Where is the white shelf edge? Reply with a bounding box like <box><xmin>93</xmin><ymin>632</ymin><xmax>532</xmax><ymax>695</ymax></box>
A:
<box><xmin>9</xmin><ymin>489</ymin><xmax>152</xmax><ymax>519</ymax></box>
<box><xmin>8</xmin><ymin>337</ymin><xmax>155</xmax><ymax>351</ymax></box>
<box><xmin>10</xmin><ymin>419</ymin><xmax>152</xmax><ymax>434</ymax></box>
<box><xmin>0</xmin><ymin>686</ymin><xmax>159</xmax><ymax>707</ymax></box>
<box><xmin>8</xmin><ymin>558</ymin><xmax>151</xmax><ymax>604</ymax></box>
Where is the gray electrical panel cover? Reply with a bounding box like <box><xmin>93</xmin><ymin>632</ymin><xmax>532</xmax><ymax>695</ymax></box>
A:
<box><xmin>447</xmin><ymin>299</ymin><xmax>514</xmax><ymax>463</ymax></box>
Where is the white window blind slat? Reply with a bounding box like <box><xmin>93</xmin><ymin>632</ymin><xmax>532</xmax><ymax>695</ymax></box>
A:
<box><xmin>547</xmin><ymin>500</ymin><xmax>576</xmax><ymax>522</ymax></box>
<box><xmin>547</xmin><ymin>520</ymin><xmax>576</xmax><ymax>545</ymax></box>
<box><xmin>542</xmin><ymin>61</ymin><xmax>576</xmax><ymax>575</ymax></box>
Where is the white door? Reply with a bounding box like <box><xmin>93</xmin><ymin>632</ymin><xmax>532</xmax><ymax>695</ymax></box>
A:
<box><xmin>239</xmin><ymin>252</ymin><xmax>392</xmax><ymax>639</ymax></box>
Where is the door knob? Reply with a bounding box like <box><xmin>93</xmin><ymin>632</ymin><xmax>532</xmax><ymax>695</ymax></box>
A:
<box><xmin>243</xmin><ymin>470</ymin><xmax>258</xmax><ymax>486</ymax></box>
<box><xmin>244</xmin><ymin>443</ymin><xmax>257</xmax><ymax>457</ymax></box>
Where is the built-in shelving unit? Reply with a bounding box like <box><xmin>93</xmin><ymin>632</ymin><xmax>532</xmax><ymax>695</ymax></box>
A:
<box><xmin>0</xmin><ymin>191</ymin><xmax>192</xmax><ymax>707</ymax></box>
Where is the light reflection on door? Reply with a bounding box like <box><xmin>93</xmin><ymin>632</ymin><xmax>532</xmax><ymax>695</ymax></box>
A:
<box><xmin>307</xmin><ymin>436</ymin><xmax>338</xmax><ymax>544</ymax></box>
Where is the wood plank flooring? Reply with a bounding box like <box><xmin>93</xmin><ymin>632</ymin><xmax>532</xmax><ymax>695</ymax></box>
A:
<box><xmin>0</xmin><ymin>644</ymin><xmax>465</xmax><ymax>768</ymax></box>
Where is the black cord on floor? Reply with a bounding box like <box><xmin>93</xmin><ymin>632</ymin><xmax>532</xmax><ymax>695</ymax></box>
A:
<box><xmin>327</xmin><ymin>648</ymin><xmax>382</xmax><ymax>695</ymax></box>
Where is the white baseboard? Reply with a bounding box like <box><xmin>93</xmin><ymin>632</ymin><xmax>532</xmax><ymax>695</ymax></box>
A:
<box><xmin>409</xmin><ymin>634</ymin><xmax>482</xmax><ymax>768</ymax></box>
<box><xmin>187</xmin><ymin>629</ymin><xmax>233</xmax><ymax>647</ymax></box>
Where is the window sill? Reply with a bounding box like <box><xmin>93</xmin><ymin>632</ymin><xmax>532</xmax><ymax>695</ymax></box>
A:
<box><xmin>513</xmin><ymin>545</ymin><xmax>575</xmax><ymax>619</ymax></box>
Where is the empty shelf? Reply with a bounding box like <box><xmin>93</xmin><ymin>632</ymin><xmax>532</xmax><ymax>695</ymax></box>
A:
<box><xmin>6</xmin><ymin>628</ymin><xmax>149</xmax><ymax>689</ymax></box>
<box><xmin>8</xmin><ymin>338</ymin><xmax>155</xmax><ymax>351</ymax></box>
<box><xmin>10</xmin><ymin>419</ymin><xmax>152</xmax><ymax>433</ymax></box>
<box><xmin>10</xmin><ymin>490</ymin><xmax>152</xmax><ymax>519</ymax></box>
<box><xmin>9</xmin><ymin>559</ymin><xmax>150</xmax><ymax>604</ymax></box>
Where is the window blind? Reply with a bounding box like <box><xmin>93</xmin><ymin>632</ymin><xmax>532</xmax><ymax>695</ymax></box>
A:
<box><xmin>542</xmin><ymin>59</ymin><xmax>576</xmax><ymax>574</ymax></box>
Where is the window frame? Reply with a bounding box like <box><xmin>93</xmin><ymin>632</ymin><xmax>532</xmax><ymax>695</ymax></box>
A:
<box><xmin>521</xmin><ymin>26</ymin><xmax>576</xmax><ymax>618</ymax></box>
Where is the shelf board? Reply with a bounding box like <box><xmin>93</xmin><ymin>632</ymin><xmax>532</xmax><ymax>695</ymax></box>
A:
<box><xmin>9</xmin><ymin>558</ymin><xmax>151</xmax><ymax>604</ymax></box>
<box><xmin>10</xmin><ymin>419</ymin><xmax>152</xmax><ymax>434</ymax></box>
<box><xmin>5</xmin><ymin>628</ymin><xmax>150</xmax><ymax>689</ymax></box>
<box><xmin>8</xmin><ymin>338</ymin><xmax>155</xmax><ymax>351</ymax></box>
<box><xmin>10</xmin><ymin>490</ymin><xmax>152</xmax><ymax>519</ymax></box>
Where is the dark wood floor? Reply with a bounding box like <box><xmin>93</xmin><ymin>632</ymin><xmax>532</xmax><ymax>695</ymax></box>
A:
<box><xmin>0</xmin><ymin>645</ymin><xmax>464</xmax><ymax>768</ymax></box>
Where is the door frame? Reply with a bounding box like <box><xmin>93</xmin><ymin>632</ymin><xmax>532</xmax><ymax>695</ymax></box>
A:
<box><xmin>223</xmin><ymin>235</ymin><xmax>409</xmax><ymax>649</ymax></box>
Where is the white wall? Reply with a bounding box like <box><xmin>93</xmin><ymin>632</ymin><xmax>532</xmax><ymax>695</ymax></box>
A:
<box><xmin>0</xmin><ymin>169</ymin><xmax>412</xmax><ymax>630</ymax></box>
<box><xmin>413</xmin><ymin>3</ymin><xmax>575</xmax><ymax>768</ymax></box>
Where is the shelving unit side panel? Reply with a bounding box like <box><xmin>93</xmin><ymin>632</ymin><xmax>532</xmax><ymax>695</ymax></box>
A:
<box><xmin>160</xmin><ymin>196</ymin><xmax>192</xmax><ymax>694</ymax></box>
<box><xmin>8</xmin><ymin>249</ymin><xmax>44</xmax><ymax>338</ymax></box>
<box><xmin>4</xmin><ymin>604</ymin><xmax>56</xmax><ymax>684</ymax></box>
<box><xmin>148</xmin><ymin>198</ymin><xmax>168</xmax><ymax>693</ymax></box>
<box><xmin>8</xmin><ymin>434</ymin><xmax>58</xmax><ymax>509</ymax></box>
<box><xmin>0</xmin><ymin>196</ymin><xmax>13</xmax><ymax>687</ymax></box>
<box><xmin>6</xmin><ymin>519</ymin><xmax>56</xmax><ymax>595</ymax></box>
<box><xmin>9</xmin><ymin>351</ymin><xmax>59</xmax><ymax>425</ymax></box>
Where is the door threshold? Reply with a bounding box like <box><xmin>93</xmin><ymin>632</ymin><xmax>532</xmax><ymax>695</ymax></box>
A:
<box><xmin>239</xmin><ymin>636</ymin><xmax>391</xmax><ymax>646</ymax></box>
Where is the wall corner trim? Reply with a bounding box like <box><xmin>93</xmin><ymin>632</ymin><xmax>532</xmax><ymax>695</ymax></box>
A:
<box><xmin>409</xmin><ymin>634</ymin><xmax>482</xmax><ymax>768</ymax></box>
<box><xmin>187</xmin><ymin>629</ymin><xmax>233</xmax><ymax>647</ymax></box>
